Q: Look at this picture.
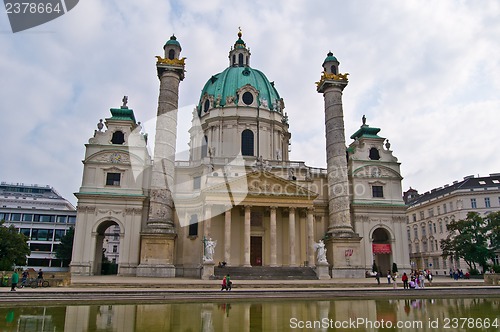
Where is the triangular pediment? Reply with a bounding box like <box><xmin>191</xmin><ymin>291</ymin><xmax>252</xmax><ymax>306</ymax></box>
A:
<box><xmin>203</xmin><ymin>170</ymin><xmax>318</xmax><ymax>200</ymax></box>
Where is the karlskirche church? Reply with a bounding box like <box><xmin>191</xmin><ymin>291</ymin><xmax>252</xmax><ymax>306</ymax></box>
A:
<box><xmin>70</xmin><ymin>32</ymin><xmax>410</xmax><ymax>279</ymax></box>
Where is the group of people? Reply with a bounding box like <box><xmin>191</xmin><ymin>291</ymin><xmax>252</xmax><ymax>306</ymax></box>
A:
<box><xmin>450</xmin><ymin>269</ymin><xmax>469</xmax><ymax>280</ymax></box>
<box><xmin>402</xmin><ymin>270</ymin><xmax>433</xmax><ymax>289</ymax></box>
<box><xmin>221</xmin><ymin>274</ymin><xmax>232</xmax><ymax>291</ymax></box>
<box><xmin>9</xmin><ymin>268</ymin><xmax>44</xmax><ymax>291</ymax></box>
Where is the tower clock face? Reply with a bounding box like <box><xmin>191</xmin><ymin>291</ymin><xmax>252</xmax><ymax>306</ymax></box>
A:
<box><xmin>110</xmin><ymin>153</ymin><xmax>122</xmax><ymax>163</ymax></box>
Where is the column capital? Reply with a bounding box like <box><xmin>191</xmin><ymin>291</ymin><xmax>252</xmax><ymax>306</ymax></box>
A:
<box><xmin>307</xmin><ymin>206</ymin><xmax>315</xmax><ymax>213</ymax></box>
<box><xmin>289</xmin><ymin>206</ymin><xmax>296</xmax><ymax>212</ymax></box>
<box><xmin>244</xmin><ymin>205</ymin><xmax>252</xmax><ymax>211</ymax></box>
<box><xmin>270</xmin><ymin>206</ymin><xmax>278</xmax><ymax>211</ymax></box>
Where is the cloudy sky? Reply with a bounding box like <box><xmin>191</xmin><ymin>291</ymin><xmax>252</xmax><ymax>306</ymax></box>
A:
<box><xmin>1</xmin><ymin>0</ymin><xmax>499</xmax><ymax>206</ymax></box>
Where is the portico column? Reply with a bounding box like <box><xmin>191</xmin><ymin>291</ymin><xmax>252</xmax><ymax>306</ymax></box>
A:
<box><xmin>270</xmin><ymin>206</ymin><xmax>277</xmax><ymax>267</ymax></box>
<box><xmin>204</xmin><ymin>205</ymin><xmax>211</xmax><ymax>238</ymax></box>
<box><xmin>244</xmin><ymin>205</ymin><xmax>251</xmax><ymax>267</ymax></box>
<box><xmin>307</xmin><ymin>207</ymin><xmax>315</xmax><ymax>267</ymax></box>
<box><xmin>224</xmin><ymin>207</ymin><xmax>231</xmax><ymax>266</ymax></box>
<box><xmin>289</xmin><ymin>207</ymin><xmax>297</xmax><ymax>267</ymax></box>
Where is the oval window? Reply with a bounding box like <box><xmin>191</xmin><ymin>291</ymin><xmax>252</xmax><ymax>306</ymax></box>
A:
<box><xmin>204</xmin><ymin>99</ymin><xmax>210</xmax><ymax>113</ymax></box>
<box><xmin>242</xmin><ymin>92</ymin><xmax>254</xmax><ymax>105</ymax></box>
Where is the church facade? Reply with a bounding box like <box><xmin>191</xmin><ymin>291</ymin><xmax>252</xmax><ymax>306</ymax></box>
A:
<box><xmin>70</xmin><ymin>32</ymin><xmax>410</xmax><ymax>279</ymax></box>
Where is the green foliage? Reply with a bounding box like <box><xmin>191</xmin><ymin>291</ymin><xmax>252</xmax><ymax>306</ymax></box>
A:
<box><xmin>55</xmin><ymin>227</ymin><xmax>74</xmax><ymax>265</ymax></box>
<box><xmin>392</xmin><ymin>262</ymin><xmax>398</xmax><ymax>274</ymax></box>
<box><xmin>440</xmin><ymin>212</ymin><xmax>495</xmax><ymax>272</ymax></box>
<box><xmin>0</xmin><ymin>221</ymin><xmax>30</xmax><ymax>270</ymax></box>
<box><xmin>492</xmin><ymin>265</ymin><xmax>500</xmax><ymax>273</ymax></box>
<box><xmin>469</xmin><ymin>268</ymin><xmax>480</xmax><ymax>276</ymax></box>
<box><xmin>485</xmin><ymin>211</ymin><xmax>500</xmax><ymax>251</ymax></box>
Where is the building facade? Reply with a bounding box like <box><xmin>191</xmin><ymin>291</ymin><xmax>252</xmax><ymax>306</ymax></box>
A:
<box><xmin>0</xmin><ymin>182</ymin><xmax>76</xmax><ymax>271</ymax></box>
<box><xmin>405</xmin><ymin>174</ymin><xmax>500</xmax><ymax>274</ymax></box>
<box><xmin>70</xmin><ymin>32</ymin><xmax>410</xmax><ymax>278</ymax></box>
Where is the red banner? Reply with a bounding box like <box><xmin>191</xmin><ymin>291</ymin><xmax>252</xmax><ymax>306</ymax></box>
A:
<box><xmin>372</xmin><ymin>243</ymin><xmax>392</xmax><ymax>254</ymax></box>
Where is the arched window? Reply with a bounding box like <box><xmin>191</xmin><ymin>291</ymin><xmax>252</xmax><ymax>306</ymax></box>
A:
<box><xmin>111</xmin><ymin>131</ymin><xmax>125</xmax><ymax>144</ymax></box>
<box><xmin>168</xmin><ymin>49</ymin><xmax>175</xmax><ymax>60</ymax></box>
<box><xmin>331</xmin><ymin>65</ymin><xmax>337</xmax><ymax>74</ymax></box>
<box><xmin>369</xmin><ymin>147</ymin><xmax>380</xmax><ymax>160</ymax></box>
<box><xmin>241</xmin><ymin>129</ymin><xmax>254</xmax><ymax>156</ymax></box>
<box><xmin>238</xmin><ymin>53</ymin><xmax>244</xmax><ymax>67</ymax></box>
<box><xmin>201</xmin><ymin>135</ymin><xmax>208</xmax><ymax>158</ymax></box>
<box><xmin>232</xmin><ymin>54</ymin><xmax>236</xmax><ymax>66</ymax></box>
<box><xmin>204</xmin><ymin>99</ymin><xmax>210</xmax><ymax>113</ymax></box>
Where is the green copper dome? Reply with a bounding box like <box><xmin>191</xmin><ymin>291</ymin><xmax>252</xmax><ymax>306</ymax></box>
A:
<box><xmin>322</xmin><ymin>51</ymin><xmax>339</xmax><ymax>65</ymax></box>
<box><xmin>197</xmin><ymin>66</ymin><xmax>281</xmax><ymax>115</ymax></box>
<box><xmin>164</xmin><ymin>35</ymin><xmax>180</xmax><ymax>48</ymax></box>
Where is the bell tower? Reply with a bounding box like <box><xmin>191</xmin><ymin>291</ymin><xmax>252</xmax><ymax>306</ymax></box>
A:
<box><xmin>137</xmin><ymin>35</ymin><xmax>185</xmax><ymax>277</ymax></box>
<box><xmin>317</xmin><ymin>52</ymin><xmax>364</xmax><ymax>278</ymax></box>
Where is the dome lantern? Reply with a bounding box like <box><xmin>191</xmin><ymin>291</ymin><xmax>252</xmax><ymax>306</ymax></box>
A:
<box><xmin>229</xmin><ymin>28</ymin><xmax>251</xmax><ymax>67</ymax></box>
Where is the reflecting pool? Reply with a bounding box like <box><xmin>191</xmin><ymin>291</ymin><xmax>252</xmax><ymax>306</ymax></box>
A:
<box><xmin>1</xmin><ymin>298</ymin><xmax>499</xmax><ymax>331</ymax></box>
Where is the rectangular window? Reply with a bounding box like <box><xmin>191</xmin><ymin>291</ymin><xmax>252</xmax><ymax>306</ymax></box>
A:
<box><xmin>439</xmin><ymin>221</ymin><xmax>443</xmax><ymax>233</ymax></box>
<box><xmin>112</xmin><ymin>245</ymin><xmax>118</xmax><ymax>253</ymax></box>
<box><xmin>193</xmin><ymin>176</ymin><xmax>201</xmax><ymax>190</ymax></box>
<box><xmin>34</xmin><ymin>214</ymin><xmax>55</xmax><ymax>222</ymax></box>
<box><xmin>106</xmin><ymin>172</ymin><xmax>121</xmax><ymax>186</ymax></box>
<box><xmin>30</xmin><ymin>243</ymin><xmax>52</xmax><ymax>252</ymax></box>
<box><xmin>10</xmin><ymin>213</ymin><xmax>21</xmax><ymax>221</ymax></box>
<box><xmin>27</xmin><ymin>258</ymin><xmax>50</xmax><ymax>267</ymax></box>
<box><xmin>413</xmin><ymin>226</ymin><xmax>418</xmax><ymax>239</ymax></box>
<box><xmin>415</xmin><ymin>243</ymin><xmax>420</xmax><ymax>253</ymax></box>
<box><xmin>31</xmin><ymin>228</ymin><xmax>54</xmax><ymax>241</ymax></box>
<box><xmin>433</xmin><ymin>223</ymin><xmax>437</xmax><ymax>233</ymax></box>
<box><xmin>0</xmin><ymin>213</ymin><xmax>8</xmax><ymax>221</ymax></box>
<box><xmin>420</xmin><ymin>211</ymin><xmax>425</xmax><ymax>220</ymax></box>
<box><xmin>412</xmin><ymin>214</ymin><xmax>416</xmax><ymax>222</ymax></box>
<box><xmin>22</xmin><ymin>214</ymin><xmax>33</xmax><ymax>221</ymax></box>
<box><xmin>443</xmin><ymin>258</ymin><xmax>447</xmax><ymax>269</ymax></box>
<box><xmin>56</xmin><ymin>215</ymin><xmax>67</xmax><ymax>223</ymax></box>
<box><xmin>430</xmin><ymin>241</ymin><xmax>435</xmax><ymax>251</ymax></box>
<box><xmin>188</xmin><ymin>215</ymin><xmax>198</xmax><ymax>236</ymax></box>
<box><xmin>54</xmin><ymin>229</ymin><xmax>65</xmax><ymax>241</ymax></box>
<box><xmin>449</xmin><ymin>202</ymin><xmax>453</xmax><ymax>211</ymax></box>
<box><xmin>20</xmin><ymin>228</ymin><xmax>30</xmax><ymax>238</ymax></box>
<box><xmin>68</xmin><ymin>216</ymin><xmax>76</xmax><ymax>224</ymax></box>
<box><xmin>443</xmin><ymin>204</ymin><xmax>447</xmax><ymax>214</ymax></box>
<box><xmin>423</xmin><ymin>241</ymin><xmax>428</xmax><ymax>252</ymax></box>
<box><xmin>433</xmin><ymin>257</ymin><xmax>440</xmax><ymax>269</ymax></box>
<box><xmin>428</xmin><ymin>208</ymin><xmax>434</xmax><ymax>217</ymax></box>
<box><xmin>471</xmin><ymin>198</ymin><xmax>477</xmax><ymax>209</ymax></box>
<box><xmin>372</xmin><ymin>186</ymin><xmax>383</xmax><ymax>198</ymax></box>
<box><xmin>437</xmin><ymin>206</ymin><xmax>441</xmax><ymax>215</ymax></box>
<box><xmin>485</xmin><ymin>197</ymin><xmax>491</xmax><ymax>208</ymax></box>
<box><xmin>428</xmin><ymin>223</ymin><xmax>433</xmax><ymax>235</ymax></box>
<box><xmin>421</xmin><ymin>224</ymin><xmax>426</xmax><ymax>237</ymax></box>
<box><xmin>407</xmin><ymin>228</ymin><xmax>411</xmax><ymax>240</ymax></box>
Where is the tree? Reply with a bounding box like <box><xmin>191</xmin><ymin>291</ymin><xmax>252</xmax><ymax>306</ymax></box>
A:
<box><xmin>486</xmin><ymin>211</ymin><xmax>500</xmax><ymax>252</ymax></box>
<box><xmin>0</xmin><ymin>221</ymin><xmax>31</xmax><ymax>270</ymax></box>
<box><xmin>440</xmin><ymin>212</ymin><xmax>493</xmax><ymax>272</ymax></box>
<box><xmin>55</xmin><ymin>227</ymin><xmax>74</xmax><ymax>266</ymax></box>
<box><xmin>392</xmin><ymin>262</ymin><xmax>398</xmax><ymax>274</ymax></box>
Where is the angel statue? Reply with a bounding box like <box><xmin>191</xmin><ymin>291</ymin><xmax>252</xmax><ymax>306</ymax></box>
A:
<box><xmin>314</xmin><ymin>240</ymin><xmax>328</xmax><ymax>264</ymax></box>
<box><xmin>203</xmin><ymin>238</ymin><xmax>217</xmax><ymax>262</ymax></box>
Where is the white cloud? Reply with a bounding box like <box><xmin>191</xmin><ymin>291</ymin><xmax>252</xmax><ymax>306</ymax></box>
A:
<box><xmin>1</xmin><ymin>0</ymin><xmax>499</xmax><ymax>205</ymax></box>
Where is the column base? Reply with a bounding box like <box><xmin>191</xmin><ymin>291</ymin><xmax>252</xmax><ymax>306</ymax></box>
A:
<box><xmin>325</xmin><ymin>235</ymin><xmax>365</xmax><ymax>278</ymax></box>
<box><xmin>315</xmin><ymin>262</ymin><xmax>331</xmax><ymax>279</ymax></box>
<box><xmin>137</xmin><ymin>232</ymin><xmax>176</xmax><ymax>277</ymax></box>
<box><xmin>202</xmin><ymin>261</ymin><xmax>215</xmax><ymax>280</ymax></box>
<box><xmin>136</xmin><ymin>264</ymin><xmax>176</xmax><ymax>277</ymax></box>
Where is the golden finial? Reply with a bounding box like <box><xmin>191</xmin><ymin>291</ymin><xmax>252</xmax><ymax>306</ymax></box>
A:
<box><xmin>238</xmin><ymin>26</ymin><xmax>242</xmax><ymax>38</ymax></box>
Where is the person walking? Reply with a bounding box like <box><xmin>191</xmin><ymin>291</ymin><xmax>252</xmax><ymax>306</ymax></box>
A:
<box><xmin>387</xmin><ymin>270</ymin><xmax>391</xmax><ymax>284</ymax></box>
<box><xmin>10</xmin><ymin>271</ymin><xmax>19</xmax><ymax>291</ymax></box>
<box><xmin>225</xmin><ymin>274</ymin><xmax>232</xmax><ymax>291</ymax></box>
<box><xmin>402</xmin><ymin>272</ymin><xmax>409</xmax><ymax>289</ymax></box>
<box><xmin>37</xmin><ymin>269</ymin><xmax>44</xmax><ymax>287</ymax></box>
<box><xmin>375</xmin><ymin>271</ymin><xmax>380</xmax><ymax>285</ymax></box>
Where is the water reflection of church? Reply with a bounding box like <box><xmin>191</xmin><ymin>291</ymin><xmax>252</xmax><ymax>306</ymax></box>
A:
<box><xmin>70</xmin><ymin>31</ymin><xmax>409</xmax><ymax>279</ymax></box>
